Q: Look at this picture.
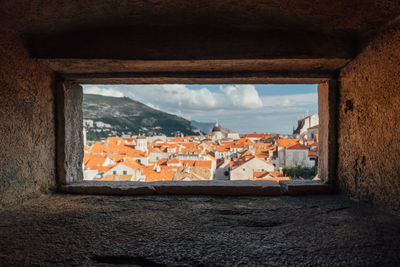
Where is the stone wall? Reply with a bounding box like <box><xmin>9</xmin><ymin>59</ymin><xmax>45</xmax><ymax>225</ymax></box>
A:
<box><xmin>337</xmin><ymin>22</ymin><xmax>400</xmax><ymax>212</ymax></box>
<box><xmin>0</xmin><ymin>29</ymin><xmax>56</xmax><ymax>208</ymax></box>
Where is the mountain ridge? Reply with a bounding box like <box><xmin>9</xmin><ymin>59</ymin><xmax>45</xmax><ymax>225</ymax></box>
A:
<box><xmin>83</xmin><ymin>94</ymin><xmax>202</xmax><ymax>140</ymax></box>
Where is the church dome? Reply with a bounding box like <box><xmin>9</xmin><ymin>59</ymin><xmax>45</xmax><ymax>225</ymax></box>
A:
<box><xmin>212</xmin><ymin>122</ymin><xmax>221</xmax><ymax>132</ymax></box>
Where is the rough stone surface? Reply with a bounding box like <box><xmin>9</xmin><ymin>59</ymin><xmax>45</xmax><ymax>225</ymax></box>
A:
<box><xmin>41</xmin><ymin>58</ymin><xmax>350</xmax><ymax>74</ymax></box>
<box><xmin>3</xmin><ymin>1</ymin><xmax>400</xmax><ymax>84</ymax></box>
<box><xmin>1</xmin><ymin>0</ymin><xmax>400</xmax><ymax>215</ymax></box>
<box><xmin>338</xmin><ymin>22</ymin><xmax>400</xmax><ymax>213</ymax></box>
<box><xmin>57</xmin><ymin>82</ymin><xmax>83</xmax><ymax>184</ymax></box>
<box><xmin>279</xmin><ymin>180</ymin><xmax>333</xmax><ymax>195</ymax></box>
<box><xmin>0</xmin><ymin>194</ymin><xmax>399</xmax><ymax>266</ymax></box>
<box><xmin>0</xmin><ymin>29</ymin><xmax>56</xmax><ymax>208</ymax></box>
<box><xmin>318</xmin><ymin>81</ymin><xmax>338</xmax><ymax>183</ymax></box>
<box><xmin>62</xmin><ymin>180</ymin><xmax>282</xmax><ymax>196</ymax></box>
<box><xmin>2</xmin><ymin>1</ymin><xmax>399</xmax><ymax>39</ymax></box>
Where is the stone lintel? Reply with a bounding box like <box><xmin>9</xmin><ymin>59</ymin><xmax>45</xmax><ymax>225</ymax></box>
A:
<box><xmin>60</xmin><ymin>70</ymin><xmax>336</xmax><ymax>84</ymax></box>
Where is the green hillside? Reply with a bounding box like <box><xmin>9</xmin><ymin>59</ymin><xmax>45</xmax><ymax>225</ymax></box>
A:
<box><xmin>83</xmin><ymin>94</ymin><xmax>201</xmax><ymax>141</ymax></box>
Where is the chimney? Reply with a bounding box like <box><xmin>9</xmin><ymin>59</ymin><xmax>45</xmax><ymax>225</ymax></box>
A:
<box><xmin>269</xmin><ymin>150</ymin><xmax>273</xmax><ymax>158</ymax></box>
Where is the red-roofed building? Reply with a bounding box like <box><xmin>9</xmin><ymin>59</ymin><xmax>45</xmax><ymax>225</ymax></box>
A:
<box><xmin>167</xmin><ymin>157</ymin><xmax>182</xmax><ymax>167</ymax></box>
<box><xmin>230</xmin><ymin>156</ymin><xmax>275</xmax><ymax>180</ymax></box>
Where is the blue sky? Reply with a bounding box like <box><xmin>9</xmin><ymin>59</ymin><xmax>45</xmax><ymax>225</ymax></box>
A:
<box><xmin>82</xmin><ymin>84</ymin><xmax>318</xmax><ymax>134</ymax></box>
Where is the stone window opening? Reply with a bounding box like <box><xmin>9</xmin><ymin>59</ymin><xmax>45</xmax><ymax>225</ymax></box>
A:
<box><xmin>57</xmin><ymin>78</ymin><xmax>336</xmax><ymax>196</ymax></box>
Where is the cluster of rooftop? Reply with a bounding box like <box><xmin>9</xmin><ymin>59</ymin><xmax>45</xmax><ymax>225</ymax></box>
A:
<box><xmin>83</xmin><ymin>120</ymin><xmax>319</xmax><ymax>182</ymax></box>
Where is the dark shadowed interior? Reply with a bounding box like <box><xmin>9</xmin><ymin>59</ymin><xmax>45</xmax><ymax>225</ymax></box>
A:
<box><xmin>0</xmin><ymin>1</ymin><xmax>399</xmax><ymax>265</ymax></box>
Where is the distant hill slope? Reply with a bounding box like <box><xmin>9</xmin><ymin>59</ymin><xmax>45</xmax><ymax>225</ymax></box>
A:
<box><xmin>190</xmin><ymin>120</ymin><xmax>230</xmax><ymax>134</ymax></box>
<box><xmin>83</xmin><ymin>94</ymin><xmax>201</xmax><ymax>141</ymax></box>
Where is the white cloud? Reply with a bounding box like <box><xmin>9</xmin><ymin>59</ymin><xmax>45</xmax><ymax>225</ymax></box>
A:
<box><xmin>83</xmin><ymin>86</ymin><xmax>124</xmax><ymax>98</ymax></box>
<box><xmin>261</xmin><ymin>93</ymin><xmax>318</xmax><ymax>107</ymax></box>
<box><xmin>100</xmin><ymin>84</ymin><xmax>263</xmax><ymax>111</ymax></box>
<box><xmin>81</xmin><ymin>84</ymin><xmax>318</xmax><ymax>134</ymax></box>
<box><xmin>219</xmin><ymin>85</ymin><xmax>263</xmax><ymax>108</ymax></box>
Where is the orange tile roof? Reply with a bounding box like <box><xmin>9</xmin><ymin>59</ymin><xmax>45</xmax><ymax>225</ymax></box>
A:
<box><xmin>167</xmin><ymin>157</ymin><xmax>181</xmax><ymax>164</ymax></box>
<box><xmin>220</xmin><ymin>141</ymin><xmax>235</xmax><ymax>147</ymax></box>
<box><xmin>241</xmin><ymin>150</ymin><xmax>253</xmax><ymax>157</ymax></box>
<box><xmin>122</xmin><ymin>137</ymin><xmax>136</xmax><ymax>142</ymax></box>
<box><xmin>231</xmin><ymin>155</ymin><xmax>274</xmax><ymax>170</ymax></box>
<box><xmin>126</xmin><ymin>149</ymin><xmax>148</xmax><ymax>157</ymax></box>
<box><xmin>308</xmin><ymin>150</ymin><xmax>318</xmax><ymax>157</ymax></box>
<box><xmin>148</xmin><ymin>147</ymin><xmax>162</xmax><ymax>153</ymax></box>
<box><xmin>253</xmin><ymin>171</ymin><xmax>270</xmax><ymax>178</ymax></box>
<box><xmin>215</xmin><ymin>146</ymin><xmax>230</xmax><ymax>152</ymax></box>
<box><xmin>237</xmin><ymin>138</ymin><xmax>253</xmax><ymax>145</ymax></box>
<box><xmin>287</xmin><ymin>143</ymin><xmax>309</xmax><ymax>150</ymax></box>
<box><xmin>168</xmin><ymin>137</ymin><xmax>185</xmax><ymax>143</ymax></box>
<box><xmin>83</xmin><ymin>154</ymin><xmax>92</xmax><ymax>165</ymax></box>
<box><xmin>157</xmin><ymin>159</ymin><xmax>168</xmax><ymax>165</ymax></box>
<box><xmin>86</xmin><ymin>155</ymin><xmax>106</xmax><ymax>169</ymax></box>
<box><xmin>276</xmin><ymin>139</ymin><xmax>300</xmax><ymax>148</ymax></box>
<box><xmin>230</xmin><ymin>157</ymin><xmax>249</xmax><ymax>168</ymax></box>
<box><xmin>179</xmin><ymin>142</ymin><xmax>199</xmax><ymax>148</ymax></box>
<box><xmin>256</xmin><ymin>149</ymin><xmax>270</xmax><ymax>158</ymax></box>
<box><xmin>252</xmin><ymin>170</ymin><xmax>286</xmax><ymax>180</ymax></box>
<box><xmin>107</xmin><ymin>154</ymin><xmax>126</xmax><ymax>163</ymax></box>
<box><xmin>269</xmin><ymin>171</ymin><xmax>284</xmax><ymax>177</ymax></box>
<box><xmin>194</xmin><ymin>161</ymin><xmax>212</xmax><ymax>168</ymax></box>
<box><xmin>143</xmin><ymin>166</ymin><xmax>175</xmax><ymax>182</ymax></box>
<box><xmin>90</xmin><ymin>143</ymin><xmax>107</xmax><ymax>154</ymax></box>
<box><xmin>250</xmin><ymin>177</ymin><xmax>291</xmax><ymax>182</ymax></box>
<box><xmin>98</xmin><ymin>165</ymin><xmax>116</xmax><ymax>172</ymax></box>
<box><xmin>121</xmin><ymin>159</ymin><xmax>143</xmax><ymax>170</ymax></box>
<box><xmin>205</xmin><ymin>154</ymin><xmax>216</xmax><ymax>161</ymax></box>
<box><xmin>243</xmin><ymin>133</ymin><xmax>274</xmax><ymax>139</ymax></box>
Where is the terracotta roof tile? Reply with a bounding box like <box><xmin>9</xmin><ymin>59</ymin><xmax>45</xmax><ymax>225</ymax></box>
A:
<box><xmin>287</xmin><ymin>143</ymin><xmax>309</xmax><ymax>150</ymax></box>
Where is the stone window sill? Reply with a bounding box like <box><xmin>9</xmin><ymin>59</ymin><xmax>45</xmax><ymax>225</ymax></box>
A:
<box><xmin>60</xmin><ymin>180</ymin><xmax>333</xmax><ymax>196</ymax></box>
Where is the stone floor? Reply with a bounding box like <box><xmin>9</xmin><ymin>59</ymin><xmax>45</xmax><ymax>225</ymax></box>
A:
<box><xmin>0</xmin><ymin>194</ymin><xmax>399</xmax><ymax>266</ymax></box>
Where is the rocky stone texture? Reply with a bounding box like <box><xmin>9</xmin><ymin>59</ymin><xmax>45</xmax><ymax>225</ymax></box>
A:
<box><xmin>57</xmin><ymin>82</ymin><xmax>84</xmax><ymax>184</ymax></box>
<box><xmin>279</xmin><ymin>180</ymin><xmax>333</xmax><ymax>195</ymax></box>
<box><xmin>0</xmin><ymin>194</ymin><xmax>399</xmax><ymax>266</ymax></box>
<box><xmin>61</xmin><ymin>180</ymin><xmax>282</xmax><ymax>196</ymax></box>
<box><xmin>338</xmin><ymin>22</ymin><xmax>400</xmax><ymax>213</ymax></box>
<box><xmin>318</xmin><ymin>81</ymin><xmax>338</xmax><ymax>183</ymax></box>
<box><xmin>0</xmin><ymin>29</ymin><xmax>56</xmax><ymax>208</ymax></box>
